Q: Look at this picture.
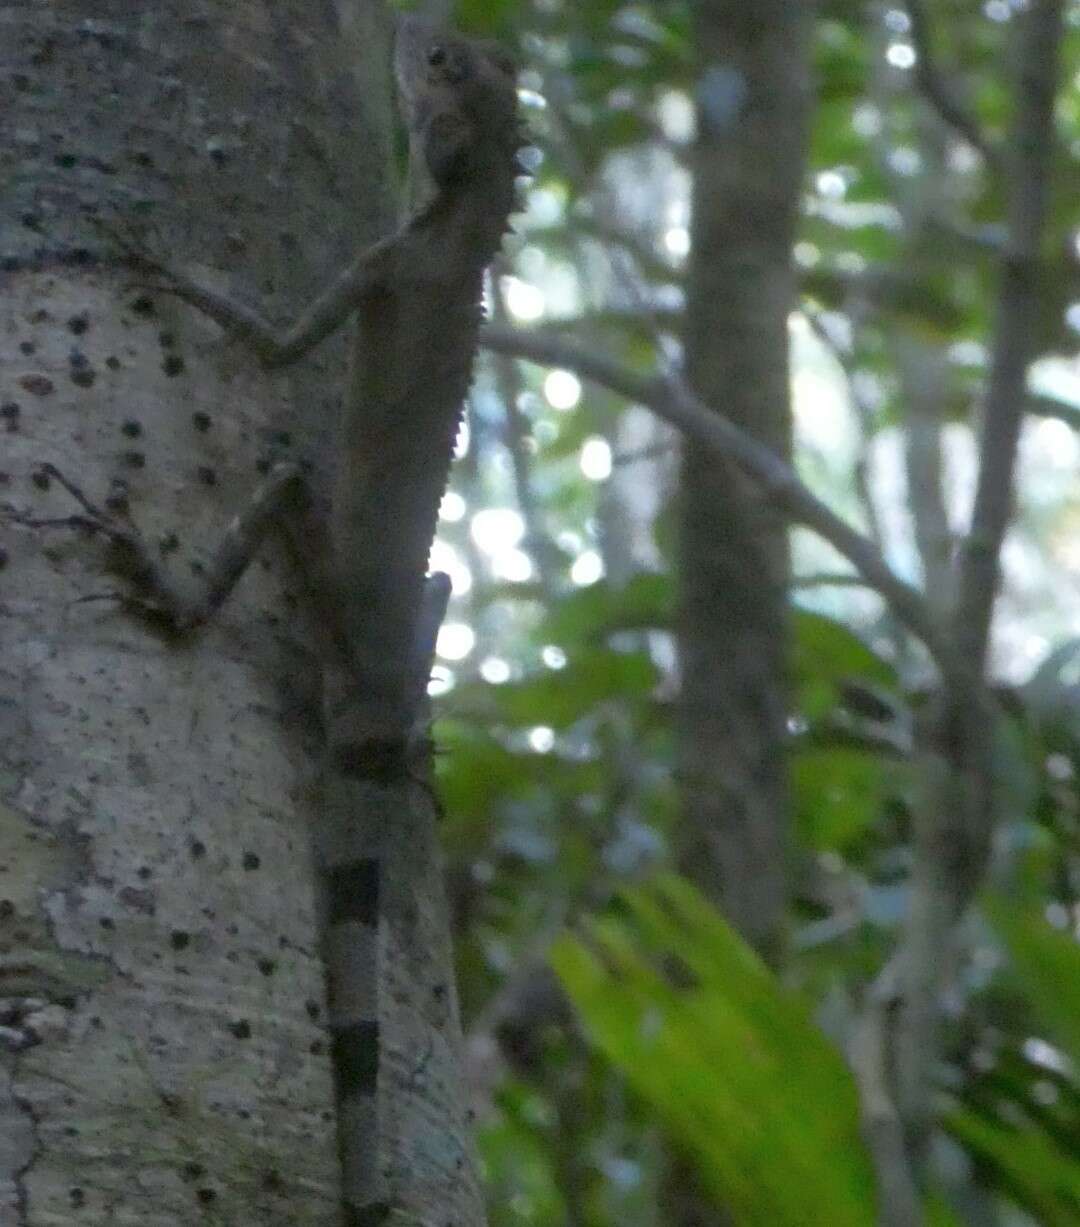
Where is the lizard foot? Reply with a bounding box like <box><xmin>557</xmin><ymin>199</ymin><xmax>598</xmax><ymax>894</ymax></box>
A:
<box><xmin>4</xmin><ymin>463</ymin><xmax>190</xmax><ymax>632</ymax></box>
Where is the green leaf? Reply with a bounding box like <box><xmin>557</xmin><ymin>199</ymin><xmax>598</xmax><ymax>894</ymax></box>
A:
<box><xmin>542</xmin><ymin>572</ymin><xmax>674</xmax><ymax>645</ymax></box>
<box><xmin>984</xmin><ymin>895</ymin><xmax>1080</xmax><ymax>1059</ymax></box>
<box><xmin>793</xmin><ymin>746</ymin><xmax>901</xmax><ymax>851</ymax></box>
<box><xmin>476</xmin><ymin>648</ymin><xmax>659</xmax><ymax>730</ymax></box>
<box><xmin>453</xmin><ymin>0</ymin><xmax>518</xmax><ymax>35</ymax></box>
<box><xmin>792</xmin><ymin>609</ymin><xmax>897</xmax><ymax>719</ymax></box>
<box><xmin>947</xmin><ymin>1110</ymin><xmax>1080</xmax><ymax>1227</ymax></box>
<box><xmin>551</xmin><ymin>876</ymin><xmax>879</xmax><ymax>1226</ymax></box>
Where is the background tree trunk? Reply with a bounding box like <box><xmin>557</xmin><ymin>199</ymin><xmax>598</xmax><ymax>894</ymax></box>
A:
<box><xmin>678</xmin><ymin>0</ymin><xmax>814</xmax><ymax>974</ymax></box>
<box><xmin>668</xmin><ymin>4</ymin><xmax>814</xmax><ymax>1223</ymax></box>
<box><xmin>0</xmin><ymin>4</ymin><xmax>472</xmax><ymax>1222</ymax></box>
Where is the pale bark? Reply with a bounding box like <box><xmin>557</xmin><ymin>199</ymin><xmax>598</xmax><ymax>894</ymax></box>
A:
<box><xmin>0</xmin><ymin>4</ymin><xmax>478</xmax><ymax>1224</ymax></box>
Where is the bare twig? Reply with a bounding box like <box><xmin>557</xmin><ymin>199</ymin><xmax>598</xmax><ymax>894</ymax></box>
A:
<box><xmin>906</xmin><ymin>0</ymin><xmax>1001</xmax><ymax>170</ymax></box>
<box><xmin>895</xmin><ymin>0</ymin><xmax>1065</xmax><ymax>1157</ymax></box>
<box><xmin>481</xmin><ymin>323</ymin><xmax>948</xmax><ymax>666</ymax></box>
<box><xmin>954</xmin><ymin>1</ymin><xmax>1063</xmax><ymax>678</ymax></box>
<box><xmin>851</xmin><ymin>958</ymin><xmax>923</xmax><ymax>1227</ymax></box>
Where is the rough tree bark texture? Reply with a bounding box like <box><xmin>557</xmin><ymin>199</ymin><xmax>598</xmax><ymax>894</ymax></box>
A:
<box><xmin>678</xmin><ymin>0</ymin><xmax>814</xmax><ymax>969</ymax></box>
<box><xmin>0</xmin><ymin>4</ymin><xmax>478</xmax><ymax>1224</ymax></box>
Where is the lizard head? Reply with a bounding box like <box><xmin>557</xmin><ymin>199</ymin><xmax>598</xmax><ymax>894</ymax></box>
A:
<box><xmin>394</xmin><ymin>16</ymin><xmax>522</xmax><ymax>190</ymax></box>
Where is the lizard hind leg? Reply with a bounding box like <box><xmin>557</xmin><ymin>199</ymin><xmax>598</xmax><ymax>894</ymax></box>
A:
<box><xmin>4</xmin><ymin>461</ymin><xmax>306</xmax><ymax>636</ymax></box>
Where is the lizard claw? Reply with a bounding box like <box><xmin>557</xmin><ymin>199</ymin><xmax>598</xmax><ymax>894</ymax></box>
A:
<box><xmin>68</xmin><ymin>589</ymin><xmax>181</xmax><ymax>633</ymax></box>
<box><xmin>4</xmin><ymin>464</ymin><xmax>181</xmax><ymax>624</ymax></box>
<box><xmin>91</xmin><ymin>216</ymin><xmax>179</xmax><ymax>290</ymax></box>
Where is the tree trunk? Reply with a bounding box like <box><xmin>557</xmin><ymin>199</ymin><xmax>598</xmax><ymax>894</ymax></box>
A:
<box><xmin>678</xmin><ymin>0</ymin><xmax>814</xmax><ymax>969</ymax></box>
<box><xmin>669</xmin><ymin>5</ymin><xmax>813</xmax><ymax>1222</ymax></box>
<box><xmin>0</xmin><ymin>5</ymin><xmax>479</xmax><ymax>1223</ymax></box>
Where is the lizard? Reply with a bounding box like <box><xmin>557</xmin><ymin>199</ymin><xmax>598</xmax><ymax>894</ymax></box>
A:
<box><xmin>10</xmin><ymin>15</ymin><xmax>523</xmax><ymax>1225</ymax></box>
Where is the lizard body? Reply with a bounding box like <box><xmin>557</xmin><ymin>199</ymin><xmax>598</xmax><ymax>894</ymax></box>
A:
<box><xmin>13</xmin><ymin>17</ymin><xmax>522</xmax><ymax>1225</ymax></box>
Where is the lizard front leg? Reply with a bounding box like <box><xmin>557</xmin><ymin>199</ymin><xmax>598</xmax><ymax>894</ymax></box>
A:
<box><xmin>103</xmin><ymin>222</ymin><xmax>401</xmax><ymax>369</ymax></box>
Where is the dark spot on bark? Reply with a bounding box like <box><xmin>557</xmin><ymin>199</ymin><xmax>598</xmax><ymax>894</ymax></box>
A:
<box><xmin>159</xmin><ymin>531</ymin><xmax>179</xmax><ymax>554</ymax></box>
<box><xmin>30</xmin><ymin>39</ymin><xmax>55</xmax><ymax>66</ymax></box>
<box><xmin>69</xmin><ymin>349</ymin><xmax>88</xmax><ymax>369</ymax></box>
<box><xmin>131</xmin><ymin>149</ymin><xmax>154</xmax><ymax>168</ymax></box>
<box><xmin>192</xmin><ymin>410</ymin><xmax>211</xmax><ymax>432</ymax></box>
<box><xmin>19</xmin><ymin>341</ymin><xmax>35</xmax><ymax>356</ymax></box>
<box><xmin>257</xmin><ymin>958</ymin><xmax>276</xmax><ymax>977</ymax></box>
<box><xmin>104</xmin><ymin>485</ymin><xmax>129</xmax><ymax>514</ymax></box>
<box><xmin>255</xmin><ymin>456</ymin><xmax>271</xmax><ymax>475</ymax></box>
<box><xmin>305</xmin><ymin>999</ymin><xmax>320</xmax><ymax>1020</ymax></box>
<box><xmin>2</xmin><ymin>403</ymin><xmax>20</xmax><ymax>432</ymax></box>
<box><xmin>190</xmin><ymin>559</ymin><xmax>205</xmax><ymax>576</ymax></box>
<box><xmin>22</xmin><ymin>213</ymin><xmax>41</xmax><ymax>232</ymax></box>
<box><xmin>228</xmin><ymin>1019</ymin><xmax>251</xmax><ymax>1039</ymax></box>
<box><xmin>121</xmin><ymin>420</ymin><xmax>142</xmax><ymax>438</ymax></box>
<box><xmin>69</xmin><ymin>1188</ymin><xmax>85</xmax><ymax>1208</ymax></box>
<box><xmin>170</xmin><ymin>930</ymin><xmax>190</xmax><ymax>950</ymax></box>
<box><xmin>119</xmin><ymin>885</ymin><xmax>155</xmax><ymax>914</ymax></box>
<box><xmin>0</xmin><ymin>900</ymin><xmax>14</xmax><ymax>920</ymax></box>
<box><xmin>162</xmin><ymin>353</ymin><xmax>185</xmax><ymax>377</ymax></box>
<box><xmin>122</xmin><ymin>450</ymin><xmax>146</xmax><ymax>469</ymax></box>
<box><xmin>68</xmin><ymin>313</ymin><xmax>89</xmax><ymax>336</ymax></box>
<box><xmin>196</xmin><ymin>1187</ymin><xmax>217</xmax><ymax>1205</ymax></box>
<box><xmin>71</xmin><ymin>367</ymin><xmax>96</xmax><ymax>389</ymax></box>
<box><xmin>31</xmin><ymin>467</ymin><xmax>50</xmax><ymax>490</ymax></box>
<box><xmin>181</xmin><ymin>1162</ymin><xmax>204</xmax><ymax>1181</ymax></box>
<box><xmin>273</xmin><ymin>430</ymin><xmax>292</xmax><ymax>447</ymax></box>
<box><xmin>190</xmin><ymin>839</ymin><xmax>206</xmax><ymax>859</ymax></box>
<box><xmin>432</xmin><ymin>982</ymin><xmax>447</xmax><ymax>1001</ymax></box>
<box><xmin>310</xmin><ymin>1040</ymin><xmax>324</xmax><ymax>1055</ymax></box>
<box><xmin>137</xmin><ymin>866</ymin><xmax>152</xmax><ymax>880</ymax></box>
<box><xmin>0</xmin><ymin>547</ymin><xmax>7</xmax><ymax>570</ymax></box>
<box><xmin>196</xmin><ymin>466</ymin><xmax>216</xmax><ymax>486</ymax></box>
<box><xmin>105</xmin><ymin>355</ymin><xmax>121</xmax><ymax>370</ymax></box>
<box><xmin>99</xmin><ymin>916</ymin><xmax>114</xmax><ymax>930</ymax></box>
<box><xmin>242</xmin><ymin>851</ymin><xmax>260</xmax><ymax>871</ymax></box>
<box><xmin>261</xmin><ymin>1169</ymin><xmax>284</xmax><ymax>1193</ymax></box>
<box><xmin>54</xmin><ymin>152</ymin><xmax>78</xmax><ymax>170</ymax></box>
<box><xmin>30</xmin><ymin>309</ymin><xmax>51</xmax><ymax>324</ymax></box>
<box><xmin>158</xmin><ymin>331</ymin><xmax>175</xmax><ymax>348</ymax></box>
<box><xmin>19</xmin><ymin>374</ymin><xmax>54</xmax><ymax>396</ymax></box>
<box><xmin>12</xmin><ymin>74</ymin><xmax>29</xmax><ymax>91</ymax></box>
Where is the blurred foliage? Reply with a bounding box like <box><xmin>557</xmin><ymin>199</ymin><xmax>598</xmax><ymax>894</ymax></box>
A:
<box><xmin>551</xmin><ymin>876</ymin><xmax>878</xmax><ymax>1225</ymax></box>
<box><xmin>413</xmin><ymin>1</ymin><xmax>1080</xmax><ymax>1224</ymax></box>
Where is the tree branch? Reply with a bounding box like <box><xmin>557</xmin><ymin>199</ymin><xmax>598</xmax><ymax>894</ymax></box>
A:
<box><xmin>893</xmin><ymin>0</ymin><xmax>1065</xmax><ymax>1159</ymax></box>
<box><xmin>481</xmin><ymin>323</ymin><xmax>949</xmax><ymax>667</ymax></box>
<box><xmin>851</xmin><ymin>959</ymin><xmax>924</xmax><ymax>1227</ymax></box>
<box><xmin>906</xmin><ymin>0</ymin><xmax>1001</xmax><ymax>170</ymax></box>
<box><xmin>953</xmin><ymin>0</ymin><xmax>1063</xmax><ymax>676</ymax></box>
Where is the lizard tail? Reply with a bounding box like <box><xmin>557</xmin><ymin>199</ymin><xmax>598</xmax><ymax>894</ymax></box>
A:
<box><xmin>318</xmin><ymin>573</ymin><xmax>451</xmax><ymax>1224</ymax></box>
<box><xmin>319</xmin><ymin>826</ymin><xmax>388</xmax><ymax>1225</ymax></box>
